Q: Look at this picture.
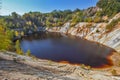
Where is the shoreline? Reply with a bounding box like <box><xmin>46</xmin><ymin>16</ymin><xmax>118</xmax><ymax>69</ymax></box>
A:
<box><xmin>47</xmin><ymin>30</ymin><xmax>118</xmax><ymax>52</ymax></box>
<box><xmin>19</xmin><ymin>31</ymin><xmax>119</xmax><ymax>68</ymax></box>
<box><xmin>0</xmin><ymin>51</ymin><xmax>120</xmax><ymax>80</ymax></box>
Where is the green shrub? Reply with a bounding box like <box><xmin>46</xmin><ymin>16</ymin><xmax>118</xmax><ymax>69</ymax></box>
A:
<box><xmin>26</xmin><ymin>49</ymin><xmax>31</xmax><ymax>56</ymax></box>
<box><xmin>111</xmin><ymin>69</ymin><xmax>117</xmax><ymax>76</ymax></box>
<box><xmin>70</xmin><ymin>22</ymin><xmax>76</xmax><ymax>27</ymax></box>
<box><xmin>81</xmin><ymin>64</ymin><xmax>86</xmax><ymax>69</ymax></box>
<box><xmin>81</xmin><ymin>64</ymin><xmax>91</xmax><ymax>70</ymax></box>
<box><xmin>106</xmin><ymin>18</ymin><xmax>120</xmax><ymax>31</ymax></box>
<box><xmin>15</xmin><ymin>40</ymin><xmax>23</xmax><ymax>55</ymax></box>
<box><xmin>96</xmin><ymin>29</ymin><xmax>100</xmax><ymax>33</ymax></box>
<box><xmin>0</xmin><ymin>26</ymin><xmax>14</xmax><ymax>51</ymax></box>
<box><xmin>94</xmin><ymin>17</ymin><xmax>102</xmax><ymax>23</ymax></box>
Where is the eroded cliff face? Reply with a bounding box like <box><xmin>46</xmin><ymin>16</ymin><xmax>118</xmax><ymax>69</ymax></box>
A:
<box><xmin>47</xmin><ymin>13</ymin><xmax>120</xmax><ymax>52</ymax></box>
<box><xmin>86</xmin><ymin>23</ymin><xmax>120</xmax><ymax>52</ymax></box>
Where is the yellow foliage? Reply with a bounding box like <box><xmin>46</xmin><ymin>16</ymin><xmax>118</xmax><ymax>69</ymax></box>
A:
<box><xmin>15</xmin><ymin>31</ymin><xmax>19</xmax><ymax>36</ymax></box>
<box><xmin>21</xmin><ymin>31</ymin><xmax>24</xmax><ymax>36</ymax></box>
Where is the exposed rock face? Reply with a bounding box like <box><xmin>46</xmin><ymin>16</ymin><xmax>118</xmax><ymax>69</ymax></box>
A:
<box><xmin>83</xmin><ymin>6</ymin><xmax>102</xmax><ymax>16</ymax></box>
<box><xmin>0</xmin><ymin>52</ymin><xmax>120</xmax><ymax>80</ymax></box>
<box><xmin>47</xmin><ymin>13</ymin><xmax>120</xmax><ymax>52</ymax></box>
<box><xmin>68</xmin><ymin>22</ymin><xmax>92</xmax><ymax>37</ymax></box>
<box><xmin>109</xmin><ymin>13</ymin><xmax>120</xmax><ymax>24</ymax></box>
<box><xmin>98</xmin><ymin>28</ymin><xmax>120</xmax><ymax>52</ymax></box>
<box><xmin>60</xmin><ymin>22</ymin><xmax>70</xmax><ymax>33</ymax></box>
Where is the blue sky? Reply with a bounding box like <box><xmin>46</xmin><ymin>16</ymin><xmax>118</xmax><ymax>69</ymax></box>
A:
<box><xmin>0</xmin><ymin>0</ymin><xmax>98</xmax><ymax>15</ymax></box>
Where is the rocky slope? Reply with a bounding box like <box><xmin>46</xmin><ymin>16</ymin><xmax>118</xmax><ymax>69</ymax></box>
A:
<box><xmin>0</xmin><ymin>51</ymin><xmax>120</xmax><ymax>80</ymax></box>
<box><xmin>47</xmin><ymin>13</ymin><xmax>120</xmax><ymax>52</ymax></box>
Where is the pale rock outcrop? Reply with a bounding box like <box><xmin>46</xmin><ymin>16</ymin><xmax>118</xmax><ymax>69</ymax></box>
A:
<box><xmin>109</xmin><ymin>13</ymin><xmax>120</xmax><ymax>24</ymax></box>
<box><xmin>68</xmin><ymin>22</ymin><xmax>92</xmax><ymax>37</ymax></box>
<box><xmin>100</xmin><ymin>28</ymin><xmax>120</xmax><ymax>52</ymax></box>
<box><xmin>86</xmin><ymin>23</ymin><xmax>107</xmax><ymax>41</ymax></box>
<box><xmin>60</xmin><ymin>22</ymin><xmax>70</xmax><ymax>33</ymax></box>
<box><xmin>1</xmin><ymin>52</ymin><xmax>120</xmax><ymax>80</ymax></box>
<box><xmin>46</xmin><ymin>13</ymin><xmax>120</xmax><ymax>52</ymax></box>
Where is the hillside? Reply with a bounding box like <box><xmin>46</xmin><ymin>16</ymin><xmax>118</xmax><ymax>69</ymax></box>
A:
<box><xmin>0</xmin><ymin>0</ymin><xmax>119</xmax><ymax>35</ymax></box>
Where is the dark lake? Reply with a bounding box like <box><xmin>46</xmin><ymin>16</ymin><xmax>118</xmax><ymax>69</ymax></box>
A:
<box><xmin>20</xmin><ymin>32</ymin><xmax>115</xmax><ymax>68</ymax></box>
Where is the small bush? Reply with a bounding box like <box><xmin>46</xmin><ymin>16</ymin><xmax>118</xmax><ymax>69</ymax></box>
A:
<box><xmin>70</xmin><ymin>22</ymin><xmax>77</xmax><ymax>27</ymax></box>
<box><xmin>26</xmin><ymin>49</ymin><xmax>31</xmax><ymax>56</ymax></box>
<box><xmin>81</xmin><ymin>64</ymin><xmax>86</xmax><ymax>69</ymax></box>
<box><xmin>15</xmin><ymin>40</ymin><xmax>24</xmax><ymax>55</ymax></box>
<box><xmin>111</xmin><ymin>69</ymin><xmax>117</xmax><ymax>76</ymax></box>
<box><xmin>106</xmin><ymin>18</ymin><xmax>120</xmax><ymax>31</ymax></box>
<box><xmin>86</xmin><ymin>66</ymin><xmax>91</xmax><ymax>70</ymax></box>
<box><xmin>94</xmin><ymin>17</ymin><xmax>102</xmax><ymax>23</ymax></box>
<box><xmin>86</xmin><ymin>23</ymin><xmax>93</xmax><ymax>28</ymax></box>
<box><xmin>81</xmin><ymin>64</ymin><xmax>91</xmax><ymax>70</ymax></box>
<box><xmin>96</xmin><ymin>29</ymin><xmax>100</xmax><ymax>33</ymax></box>
<box><xmin>0</xmin><ymin>49</ymin><xmax>6</xmax><ymax>53</ymax></box>
<box><xmin>13</xmin><ymin>58</ymin><xmax>17</xmax><ymax>63</ymax></box>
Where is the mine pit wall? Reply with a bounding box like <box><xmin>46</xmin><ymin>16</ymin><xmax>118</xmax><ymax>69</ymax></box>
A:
<box><xmin>46</xmin><ymin>13</ymin><xmax>120</xmax><ymax>52</ymax></box>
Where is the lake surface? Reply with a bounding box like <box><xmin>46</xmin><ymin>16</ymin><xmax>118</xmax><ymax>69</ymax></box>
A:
<box><xmin>20</xmin><ymin>32</ymin><xmax>115</xmax><ymax>68</ymax></box>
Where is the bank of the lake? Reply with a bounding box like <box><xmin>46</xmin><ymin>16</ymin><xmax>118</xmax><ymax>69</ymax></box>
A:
<box><xmin>0</xmin><ymin>51</ymin><xmax>120</xmax><ymax>80</ymax></box>
<box><xmin>46</xmin><ymin>13</ymin><xmax>120</xmax><ymax>53</ymax></box>
<box><xmin>20</xmin><ymin>32</ymin><xmax>116</xmax><ymax>68</ymax></box>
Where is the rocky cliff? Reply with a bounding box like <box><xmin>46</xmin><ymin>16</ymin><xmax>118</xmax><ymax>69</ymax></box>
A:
<box><xmin>47</xmin><ymin>13</ymin><xmax>120</xmax><ymax>52</ymax></box>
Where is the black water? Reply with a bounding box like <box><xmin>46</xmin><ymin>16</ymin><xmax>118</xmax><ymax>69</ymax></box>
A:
<box><xmin>20</xmin><ymin>32</ymin><xmax>115</xmax><ymax>68</ymax></box>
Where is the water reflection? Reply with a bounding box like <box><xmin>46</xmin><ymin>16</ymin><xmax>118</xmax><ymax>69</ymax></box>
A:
<box><xmin>21</xmin><ymin>32</ymin><xmax>115</xmax><ymax>68</ymax></box>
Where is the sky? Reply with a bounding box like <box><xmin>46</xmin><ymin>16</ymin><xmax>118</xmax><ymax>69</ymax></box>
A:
<box><xmin>0</xmin><ymin>0</ymin><xmax>98</xmax><ymax>15</ymax></box>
